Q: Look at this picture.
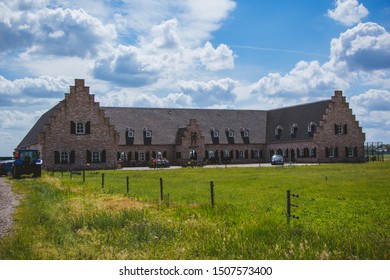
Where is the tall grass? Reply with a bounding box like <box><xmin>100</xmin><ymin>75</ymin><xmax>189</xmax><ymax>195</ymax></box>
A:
<box><xmin>0</xmin><ymin>163</ymin><xmax>389</xmax><ymax>259</ymax></box>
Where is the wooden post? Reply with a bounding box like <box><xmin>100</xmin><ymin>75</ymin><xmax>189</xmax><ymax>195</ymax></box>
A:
<box><xmin>286</xmin><ymin>190</ymin><xmax>291</xmax><ymax>225</ymax></box>
<box><xmin>210</xmin><ymin>181</ymin><xmax>215</xmax><ymax>207</ymax></box>
<box><xmin>126</xmin><ymin>176</ymin><xmax>129</xmax><ymax>194</ymax></box>
<box><xmin>160</xmin><ymin>177</ymin><xmax>163</xmax><ymax>201</ymax></box>
<box><xmin>102</xmin><ymin>173</ymin><xmax>105</xmax><ymax>189</ymax></box>
<box><xmin>83</xmin><ymin>170</ymin><xmax>85</xmax><ymax>183</ymax></box>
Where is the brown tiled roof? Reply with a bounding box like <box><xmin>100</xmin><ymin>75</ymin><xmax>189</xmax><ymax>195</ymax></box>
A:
<box><xmin>103</xmin><ymin>107</ymin><xmax>267</xmax><ymax>145</ymax></box>
<box><xmin>266</xmin><ymin>99</ymin><xmax>331</xmax><ymax>143</ymax></box>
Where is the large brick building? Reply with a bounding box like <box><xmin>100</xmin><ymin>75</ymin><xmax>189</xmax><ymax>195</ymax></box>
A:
<box><xmin>18</xmin><ymin>79</ymin><xmax>365</xmax><ymax>170</ymax></box>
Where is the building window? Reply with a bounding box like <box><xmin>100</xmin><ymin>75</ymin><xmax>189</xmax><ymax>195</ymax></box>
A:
<box><xmin>310</xmin><ymin>148</ymin><xmax>316</xmax><ymax>157</ymax></box>
<box><xmin>243</xmin><ymin>130</ymin><xmax>249</xmax><ymax>137</ymax></box>
<box><xmin>76</xmin><ymin>122</ymin><xmax>85</xmax><ymax>134</ymax></box>
<box><xmin>208</xmin><ymin>150</ymin><xmax>214</xmax><ymax>158</ymax></box>
<box><xmin>335</xmin><ymin>124</ymin><xmax>347</xmax><ymax>135</ymax></box>
<box><xmin>274</xmin><ymin>125</ymin><xmax>283</xmax><ymax>138</ymax></box>
<box><xmin>92</xmin><ymin>151</ymin><xmax>101</xmax><ymax>163</ymax></box>
<box><xmin>145</xmin><ymin>130</ymin><xmax>152</xmax><ymax>138</ymax></box>
<box><xmin>128</xmin><ymin>130</ymin><xmax>134</xmax><ymax>138</ymax></box>
<box><xmin>60</xmin><ymin>151</ymin><xmax>69</xmax><ymax>164</ymax></box>
<box><xmin>213</xmin><ymin>130</ymin><xmax>219</xmax><ymax>138</ymax></box>
<box><xmin>139</xmin><ymin>152</ymin><xmax>145</xmax><ymax>161</ymax></box>
<box><xmin>223</xmin><ymin>150</ymin><xmax>230</xmax><ymax>158</ymax></box>
<box><xmin>228</xmin><ymin>130</ymin><xmax>234</xmax><ymax>138</ymax></box>
<box><xmin>239</xmin><ymin>151</ymin><xmax>244</xmax><ymax>159</ymax></box>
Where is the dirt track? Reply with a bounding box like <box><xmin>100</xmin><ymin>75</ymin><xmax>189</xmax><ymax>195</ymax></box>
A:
<box><xmin>0</xmin><ymin>177</ymin><xmax>19</xmax><ymax>238</ymax></box>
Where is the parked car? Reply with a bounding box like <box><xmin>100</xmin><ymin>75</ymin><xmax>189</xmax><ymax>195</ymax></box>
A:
<box><xmin>0</xmin><ymin>160</ymin><xmax>14</xmax><ymax>176</ymax></box>
<box><xmin>271</xmin><ymin>154</ymin><xmax>284</xmax><ymax>165</ymax></box>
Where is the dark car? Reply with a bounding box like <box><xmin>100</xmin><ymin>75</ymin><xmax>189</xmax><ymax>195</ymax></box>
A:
<box><xmin>0</xmin><ymin>160</ymin><xmax>14</xmax><ymax>176</ymax></box>
<box><xmin>271</xmin><ymin>154</ymin><xmax>284</xmax><ymax>165</ymax></box>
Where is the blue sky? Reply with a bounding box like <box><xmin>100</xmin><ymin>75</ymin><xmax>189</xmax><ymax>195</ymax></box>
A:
<box><xmin>1</xmin><ymin>0</ymin><xmax>390</xmax><ymax>155</ymax></box>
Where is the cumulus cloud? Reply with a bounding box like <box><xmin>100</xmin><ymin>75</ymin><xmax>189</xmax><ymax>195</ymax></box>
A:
<box><xmin>92</xmin><ymin>18</ymin><xmax>236</xmax><ymax>87</ymax></box>
<box><xmin>250</xmin><ymin>60</ymin><xmax>349</xmax><ymax>96</ymax></box>
<box><xmin>93</xmin><ymin>45</ymin><xmax>160</xmax><ymax>87</ymax></box>
<box><xmin>329</xmin><ymin>22</ymin><xmax>390</xmax><ymax>71</ymax></box>
<box><xmin>100</xmin><ymin>90</ymin><xmax>192</xmax><ymax>108</ymax></box>
<box><xmin>0</xmin><ymin>75</ymin><xmax>72</xmax><ymax>106</ymax></box>
<box><xmin>350</xmin><ymin>89</ymin><xmax>390</xmax><ymax>112</ymax></box>
<box><xmin>178</xmin><ymin>78</ymin><xmax>237</xmax><ymax>106</ymax></box>
<box><xmin>199</xmin><ymin>42</ymin><xmax>234</xmax><ymax>71</ymax></box>
<box><xmin>0</xmin><ymin>2</ymin><xmax>116</xmax><ymax>57</ymax></box>
<box><xmin>327</xmin><ymin>0</ymin><xmax>368</xmax><ymax>26</ymax></box>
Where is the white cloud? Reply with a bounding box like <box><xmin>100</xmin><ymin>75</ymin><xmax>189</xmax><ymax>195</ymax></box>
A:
<box><xmin>250</xmin><ymin>60</ymin><xmax>349</xmax><ymax>96</ymax></box>
<box><xmin>0</xmin><ymin>2</ymin><xmax>116</xmax><ymax>57</ymax></box>
<box><xmin>92</xmin><ymin>18</ymin><xmax>236</xmax><ymax>87</ymax></box>
<box><xmin>100</xmin><ymin>89</ymin><xmax>192</xmax><ymax>108</ymax></box>
<box><xmin>199</xmin><ymin>42</ymin><xmax>234</xmax><ymax>71</ymax></box>
<box><xmin>327</xmin><ymin>0</ymin><xmax>368</xmax><ymax>26</ymax></box>
<box><xmin>178</xmin><ymin>78</ymin><xmax>237</xmax><ymax>106</ymax></box>
<box><xmin>0</xmin><ymin>75</ymin><xmax>72</xmax><ymax>106</ymax></box>
<box><xmin>329</xmin><ymin>22</ymin><xmax>390</xmax><ymax>71</ymax></box>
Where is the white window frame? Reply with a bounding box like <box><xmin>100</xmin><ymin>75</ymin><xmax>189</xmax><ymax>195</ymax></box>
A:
<box><xmin>223</xmin><ymin>150</ymin><xmax>230</xmax><ymax>158</ymax></box>
<box><xmin>328</xmin><ymin>147</ymin><xmax>335</xmax><ymax>158</ymax></box>
<box><xmin>336</xmin><ymin>124</ymin><xmax>343</xmax><ymax>135</ymax></box>
<box><xmin>92</xmin><ymin>151</ymin><xmax>101</xmax><ymax>163</ymax></box>
<box><xmin>76</xmin><ymin>122</ymin><xmax>85</xmax><ymax>135</ymax></box>
<box><xmin>213</xmin><ymin>130</ymin><xmax>219</xmax><ymax>138</ymax></box>
<box><xmin>228</xmin><ymin>130</ymin><xmax>234</xmax><ymax>138</ymax></box>
<box><xmin>310</xmin><ymin>148</ymin><xmax>315</xmax><ymax>157</ymax></box>
<box><xmin>243</xmin><ymin>130</ymin><xmax>249</xmax><ymax>137</ymax></box>
<box><xmin>139</xmin><ymin>152</ymin><xmax>145</xmax><ymax>161</ymax></box>
<box><xmin>348</xmin><ymin>147</ymin><xmax>354</xmax><ymax>158</ymax></box>
<box><xmin>239</xmin><ymin>151</ymin><xmax>244</xmax><ymax>159</ymax></box>
<box><xmin>208</xmin><ymin>150</ymin><xmax>214</xmax><ymax>158</ymax></box>
<box><xmin>60</xmin><ymin>151</ymin><xmax>69</xmax><ymax>164</ymax></box>
<box><xmin>145</xmin><ymin>130</ymin><xmax>152</xmax><ymax>138</ymax></box>
<box><xmin>128</xmin><ymin>130</ymin><xmax>134</xmax><ymax>138</ymax></box>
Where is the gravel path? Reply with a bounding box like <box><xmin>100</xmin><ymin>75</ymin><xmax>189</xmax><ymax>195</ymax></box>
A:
<box><xmin>0</xmin><ymin>177</ymin><xmax>19</xmax><ymax>238</ymax></box>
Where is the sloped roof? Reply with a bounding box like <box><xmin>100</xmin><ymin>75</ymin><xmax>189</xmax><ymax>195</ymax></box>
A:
<box><xmin>103</xmin><ymin>107</ymin><xmax>267</xmax><ymax>145</ymax></box>
<box><xmin>18</xmin><ymin>104</ymin><xmax>59</xmax><ymax>149</ymax></box>
<box><xmin>18</xmin><ymin>99</ymin><xmax>332</xmax><ymax>149</ymax></box>
<box><xmin>266</xmin><ymin>99</ymin><xmax>331</xmax><ymax>143</ymax></box>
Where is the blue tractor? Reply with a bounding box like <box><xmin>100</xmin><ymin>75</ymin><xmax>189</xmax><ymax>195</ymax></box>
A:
<box><xmin>13</xmin><ymin>149</ymin><xmax>43</xmax><ymax>179</ymax></box>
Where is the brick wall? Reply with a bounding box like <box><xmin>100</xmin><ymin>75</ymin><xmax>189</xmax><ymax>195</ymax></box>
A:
<box><xmin>40</xmin><ymin>80</ymin><xmax>119</xmax><ymax>170</ymax></box>
<box><xmin>315</xmin><ymin>91</ymin><xmax>365</xmax><ymax>162</ymax></box>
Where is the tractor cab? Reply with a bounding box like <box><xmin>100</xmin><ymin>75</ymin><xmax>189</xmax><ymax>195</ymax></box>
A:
<box><xmin>13</xmin><ymin>149</ymin><xmax>42</xmax><ymax>178</ymax></box>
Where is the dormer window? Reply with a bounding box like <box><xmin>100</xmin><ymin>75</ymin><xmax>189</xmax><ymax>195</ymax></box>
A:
<box><xmin>226</xmin><ymin>129</ymin><xmax>235</xmax><ymax>144</ymax></box>
<box><xmin>290</xmin><ymin>123</ymin><xmax>298</xmax><ymax>137</ymax></box>
<box><xmin>145</xmin><ymin>130</ymin><xmax>152</xmax><ymax>138</ymax></box>
<box><xmin>243</xmin><ymin>129</ymin><xmax>249</xmax><ymax>138</ymax></box>
<box><xmin>211</xmin><ymin>129</ymin><xmax>220</xmax><ymax>145</ymax></box>
<box><xmin>144</xmin><ymin>129</ymin><xmax>152</xmax><ymax>145</ymax></box>
<box><xmin>213</xmin><ymin>130</ymin><xmax>219</xmax><ymax>138</ymax></box>
<box><xmin>308</xmin><ymin>122</ymin><xmax>316</xmax><ymax>136</ymax></box>
<box><xmin>128</xmin><ymin>129</ymin><xmax>134</xmax><ymax>138</ymax></box>
<box><xmin>274</xmin><ymin>125</ymin><xmax>283</xmax><ymax>138</ymax></box>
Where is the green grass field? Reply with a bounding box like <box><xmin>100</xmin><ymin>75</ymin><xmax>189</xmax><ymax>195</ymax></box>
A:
<box><xmin>1</xmin><ymin>162</ymin><xmax>389</xmax><ymax>260</ymax></box>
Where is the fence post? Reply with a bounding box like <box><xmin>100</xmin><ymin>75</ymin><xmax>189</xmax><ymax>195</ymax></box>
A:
<box><xmin>286</xmin><ymin>190</ymin><xmax>291</xmax><ymax>225</ymax></box>
<box><xmin>286</xmin><ymin>190</ymin><xmax>299</xmax><ymax>224</ymax></box>
<box><xmin>210</xmin><ymin>181</ymin><xmax>215</xmax><ymax>207</ymax></box>
<box><xmin>102</xmin><ymin>173</ymin><xmax>105</xmax><ymax>189</ymax></box>
<box><xmin>160</xmin><ymin>177</ymin><xmax>163</xmax><ymax>201</ymax></box>
<box><xmin>126</xmin><ymin>176</ymin><xmax>129</xmax><ymax>194</ymax></box>
<box><xmin>83</xmin><ymin>170</ymin><xmax>85</xmax><ymax>183</ymax></box>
